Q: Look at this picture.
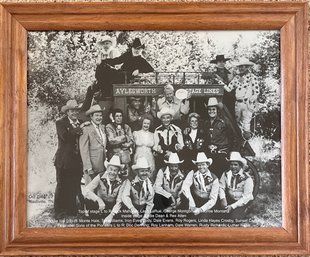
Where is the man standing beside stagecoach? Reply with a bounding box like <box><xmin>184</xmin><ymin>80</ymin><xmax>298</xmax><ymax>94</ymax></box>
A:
<box><xmin>224</xmin><ymin>58</ymin><xmax>260</xmax><ymax>139</ymax></box>
<box><xmin>54</xmin><ymin>100</ymin><xmax>85</xmax><ymax>219</ymax></box>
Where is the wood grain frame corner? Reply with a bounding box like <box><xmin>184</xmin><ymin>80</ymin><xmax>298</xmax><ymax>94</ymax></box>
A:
<box><xmin>0</xmin><ymin>2</ymin><xmax>309</xmax><ymax>255</ymax></box>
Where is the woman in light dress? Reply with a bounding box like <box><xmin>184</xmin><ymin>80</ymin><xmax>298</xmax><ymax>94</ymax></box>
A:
<box><xmin>133</xmin><ymin>114</ymin><xmax>155</xmax><ymax>180</ymax></box>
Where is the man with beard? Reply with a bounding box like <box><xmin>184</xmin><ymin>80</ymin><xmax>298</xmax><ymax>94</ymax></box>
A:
<box><xmin>79</xmin><ymin>104</ymin><xmax>107</xmax><ymax>185</ymax></box>
<box><xmin>54</xmin><ymin>100</ymin><xmax>85</xmax><ymax>219</ymax></box>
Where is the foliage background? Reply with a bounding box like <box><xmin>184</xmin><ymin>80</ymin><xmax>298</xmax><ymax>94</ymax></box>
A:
<box><xmin>27</xmin><ymin>30</ymin><xmax>282</xmax><ymax>227</ymax></box>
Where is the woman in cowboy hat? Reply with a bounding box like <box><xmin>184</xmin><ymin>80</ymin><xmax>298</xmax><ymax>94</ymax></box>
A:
<box><xmin>204</xmin><ymin>97</ymin><xmax>233</xmax><ymax>178</ymax></box>
<box><xmin>218</xmin><ymin>151</ymin><xmax>254</xmax><ymax>219</ymax></box>
<box><xmin>153</xmin><ymin>153</ymin><xmax>185</xmax><ymax>211</ymax></box>
<box><xmin>54</xmin><ymin>99</ymin><xmax>85</xmax><ymax>219</ymax></box>
<box><xmin>121</xmin><ymin>157</ymin><xmax>154</xmax><ymax>226</ymax></box>
<box><xmin>84</xmin><ymin>155</ymin><xmax>125</xmax><ymax>221</ymax></box>
<box><xmin>153</xmin><ymin>107</ymin><xmax>184</xmax><ymax>170</ymax></box>
<box><xmin>79</xmin><ymin>104</ymin><xmax>107</xmax><ymax>185</ymax></box>
<box><xmin>181</xmin><ymin>152</ymin><xmax>219</xmax><ymax>216</ymax></box>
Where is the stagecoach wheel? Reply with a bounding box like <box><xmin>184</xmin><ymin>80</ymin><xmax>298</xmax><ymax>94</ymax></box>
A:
<box><xmin>244</xmin><ymin>158</ymin><xmax>260</xmax><ymax>198</ymax></box>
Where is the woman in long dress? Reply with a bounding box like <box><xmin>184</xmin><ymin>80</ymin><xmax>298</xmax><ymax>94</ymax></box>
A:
<box><xmin>133</xmin><ymin>114</ymin><xmax>155</xmax><ymax>181</ymax></box>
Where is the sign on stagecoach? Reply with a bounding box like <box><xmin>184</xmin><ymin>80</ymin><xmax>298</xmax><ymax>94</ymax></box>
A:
<box><xmin>113</xmin><ymin>84</ymin><xmax>224</xmax><ymax>97</ymax></box>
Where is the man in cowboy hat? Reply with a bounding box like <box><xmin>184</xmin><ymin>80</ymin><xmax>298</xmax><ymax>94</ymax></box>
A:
<box><xmin>95</xmin><ymin>37</ymin><xmax>154</xmax><ymax>97</ymax></box>
<box><xmin>127</xmin><ymin>96</ymin><xmax>145</xmax><ymax>131</ymax></box>
<box><xmin>153</xmin><ymin>153</ymin><xmax>185</xmax><ymax>211</ymax></box>
<box><xmin>219</xmin><ymin>151</ymin><xmax>254</xmax><ymax>219</ymax></box>
<box><xmin>54</xmin><ymin>99</ymin><xmax>85</xmax><ymax>219</ymax></box>
<box><xmin>79</xmin><ymin>104</ymin><xmax>107</xmax><ymax>185</ymax></box>
<box><xmin>209</xmin><ymin>55</ymin><xmax>235</xmax><ymax>116</ymax></box>
<box><xmin>84</xmin><ymin>155</ymin><xmax>125</xmax><ymax>220</ymax></box>
<box><xmin>153</xmin><ymin>107</ymin><xmax>184</xmax><ymax>169</ymax></box>
<box><xmin>121</xmin><ymin>157</ymin><xmax>155</xmax><ymax>226</ymax></box>
<box><xmin>204</xmin><ymin>97</ymin><xmax>232</xmax><ymax>177</ymax></box>
<box><xmin>223</xmin><ymin>58</ymin><xmax>260</xmax><ymax>139</ymax></box>
<box><xmin>96</xmin><ymin>35</ymin><xmax>121</xmax><ymax>65</ymax></box>
<box><xmin>181</xmin><ymin>152</ymin><xmax>219</xmax><ymax>216</ymax></box>
<box><xmin>156</xmin><ymin>83</ymin><xmax>190</xmax><ymax>124</ymax></box>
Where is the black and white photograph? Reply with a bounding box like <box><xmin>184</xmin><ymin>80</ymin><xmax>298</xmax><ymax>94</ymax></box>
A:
<box><xmin>27</xmin><ymin>30</ymin><xmax>281</xmax><ymax>228</ymax></box>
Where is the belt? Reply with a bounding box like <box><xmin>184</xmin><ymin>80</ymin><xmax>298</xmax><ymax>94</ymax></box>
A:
<box><xmin>236</xmin><ymin>98</ymin><xmax>248</xmax><ymax>103</ymax></box>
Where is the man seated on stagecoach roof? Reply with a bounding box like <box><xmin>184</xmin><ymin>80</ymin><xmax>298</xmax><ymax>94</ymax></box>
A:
<box><xmin>153</xmin><ymin>107</ymin><xmax>184</xmax><ymax>170</ymax></box>
<box><xmin>153</xmin><ymin>153</ymin><xmax>185</xmax><ymax>211</ymax></box>
<box><xmin>222</xmin><ymin>58</ymin><xmax>260</xmax><ymax>139</ymax></box>
<box><xmin>96</xmin><ymin>35</ymin><xmax>121</xmax><ymax>65</ymax></box>
<box><xmin>106</xmin><ymin>109</ymin><xmax>134</xmax><ymax>174</ymax></box>
<box><xmin>157</xmin><ymin>84</ymin><xmax>190</xmax><ymax>123</ymax></box>
<box><xmin>204</xmin><ymin>97</ymin><xmax>232</xmax><ymax>178</ymax></box>
<box><xmin>219</xmin><ymin>151</ymin><xmax>254</xmax><ymax>219</ymax></box>
<box><xmin>84</xmin><ymin>155</ymin><xmax>124</xmax><ymax>219</ymax></box>
<box><xmin>79</xmin><ymin>104</ymin><xmax>107</xmax><ymax>186</ymax></box>
<box><xmin>209</xmin><ymin>55</ymin><xmax>236</xmax><ymax>116</ymax></box>
<box><xmin>121</xmin><ymin>157</ymin><xmax>155</xmax><ymax>226</ymax></box>
<box><xmin>181</xmin><ymin>152</ymin><xmax>219</xmax><ymax>216</ymax></box>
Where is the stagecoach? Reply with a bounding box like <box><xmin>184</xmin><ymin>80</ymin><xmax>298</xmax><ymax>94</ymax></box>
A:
<box><xmin>96</xmin><ymin>71</ymin><xmax>260</xmax><ymax>200</ymax></box>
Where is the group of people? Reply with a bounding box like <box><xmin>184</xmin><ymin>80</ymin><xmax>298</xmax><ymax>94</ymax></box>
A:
<box><xmin>53</xmin><ymin>36</ymin><xmax>259</xmax><ymax>226</ymax></box>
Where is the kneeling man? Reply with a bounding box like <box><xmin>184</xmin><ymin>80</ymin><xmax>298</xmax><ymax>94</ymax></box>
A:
<box><xmin>219</xmin><ymin>151</ymin><xmax>254</xmax><ymax>219</ymax></box>
<box><xmin>84</xmin><ymin>155</ymin><xmax>124</xmax><ymax>217</ymax></box>
<box><xmin>153</xmin><ymin>153</ymin><xmax>185</xmax><ymax>211</ymax></box>
<box><xmin>181</xmin><ymin>152</ymin><xmax>219</xmax><ymax>216</ymax></box>
<box><xmin>122</xmin><ymin>157</ymin><xmax>154</xmax><ymax>226</ymax></box>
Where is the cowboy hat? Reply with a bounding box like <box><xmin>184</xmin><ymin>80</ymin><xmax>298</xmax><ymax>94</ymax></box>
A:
<box><xmin>104</xmin><ymin>155</ymin><xmax>124</xmax><ymax>169</ymax></box>
<box><xmin>157</xmin><ymin>107</ymin><xmax>176</xmax><ymax>119</ymax></box>
<box><xmin>85</xmin><ymin>104</ymin><xmax>105</xmax><ymax>116</ymax></box>
<box><xmin>204</xmin><ymin>97</ymin><xmax>224</xmax><ymax>110</ymax></box>
<box><xmin>210</xmin><ymin>55</ymin><xmax>231</xmax><ymax>64</ymax></box>
<box><xmin>228</xmin><ymin>151</ymin><xmax>247</xmax><ymax>167</ymax></box>
<box><xmin>130</xmin><ymin>38</ymin><xmax>145</xmax><ymax>49</ymax></box>
<box><xmin>164</xmin><ymin>153</ymin><xmax>184</xmax><ymax>164</ymax></box>
<box><xmin>237</xmin><ymin>58</ymin><xmax>254</xmax><ymax>66</ymax></box>
<box><xmin>192</xmin><ymin>152</ymin><xmax>213</xmax><ymax>165</ymax></box>
<box><xmin>97</xmin><ymin>35</ymin><xmax>113</xmax><ymax>45</ymax></box>
<box><xmin>61</xmin><ymin>99</ymin><xmax>80</xmax><ymax>113</ymax></box>
<box><xmin>132</xmin><ymin>157</ymin><xmax>150</xmax><ymax>170</ymax></box>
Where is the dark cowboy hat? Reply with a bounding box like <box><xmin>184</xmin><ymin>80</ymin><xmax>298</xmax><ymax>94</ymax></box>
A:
<box><xmin>210</xmin><ymin>55</ymin><xmax>231</xmax><ymax>64</ymax></box>
<box><xmin>130</xmin><ymin>38</ymin><xmax>145</xmax><ymax>49</ymax></box>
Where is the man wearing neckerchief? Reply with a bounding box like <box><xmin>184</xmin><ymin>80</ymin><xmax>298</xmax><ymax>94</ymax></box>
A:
<box><xmin>181</xmin><ymin>152</ymin><xmax>219</xmax><ymax>217</ymax></box>
<box><xmin>121</xmin><ymin>157</ymin><xmax>155</xmax><ymax>226</ymax></box>
<box><xmin>219</xmin><ymin>151</ymin><xmax>254</xmax><ymax>219</ymax></box>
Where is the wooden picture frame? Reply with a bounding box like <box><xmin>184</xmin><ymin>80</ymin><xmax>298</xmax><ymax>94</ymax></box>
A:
<box><xmin>0</xmin><ymin>2</ymin><xmax>309</xmax><ymax>255</ymax></box>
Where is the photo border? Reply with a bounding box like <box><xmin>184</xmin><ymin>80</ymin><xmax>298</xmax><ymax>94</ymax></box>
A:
<box><xmin>0</xmin><ymin>2</ymin><xmax>309</xmax><ymax>255</ymax></box>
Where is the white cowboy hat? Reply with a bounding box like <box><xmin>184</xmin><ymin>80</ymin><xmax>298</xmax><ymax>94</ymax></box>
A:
<box><xmin>132</xmin><ymin>157</ymin><xmax>150</xmax><ymax>170</ymax></box>
<box><xmin>228</xmin><ymin>151</ymin><xmax>247</xmax><ymax>167</ymax></box>
<box><xmin>207</xmin><ymin>97</ymin><xmax>219</xmax><ymax>107</ymax></box>
<box><xmin>237</xmin><ymin>58</ymin><xmax>254</xmax><ymax>66</ymax></box>
<box><xmin>192</xmin><ymin>152</ymin><xmax>213</xmax><ymax>165</ymax></box>
<box><xmin>175</xmin><ymin>89</ymin><xmax>188</xmax><ymax>100</ymax></box>
<box><xmin>157</xmin><ymin>107</ymin><xmax>175</xmax><ymax>119</ymax></box>
<box><xmin>97</xmin><ymin>35</ymin><xmax>113</xmax><ymax>45</ymax></box>
<box><xmin>85</xmin><ymin>104</ymin><xmax>105</xmax><ymax>116</ymax></box>
<box><xmin>61</xmin><ymin>99</ymin><xmax>80</xmax><ymax>113</ymax></box>
<box><xmin>104</xmin><ymin>155</ymin><xmax>124</xmax><ymax>169</ymax></box>
<box><xmin>164</xmin><ymin>153</ymin><xmax>184</xmax><ymax>164</ymax></box>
